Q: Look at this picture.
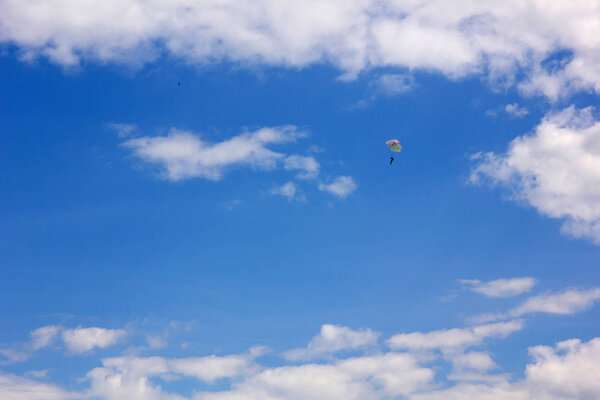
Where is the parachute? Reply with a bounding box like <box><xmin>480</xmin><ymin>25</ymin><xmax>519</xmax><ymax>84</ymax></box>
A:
<box><xmin>386</xmin><ymin>139</ymin><xmax>401</xmax><ymax>153</ymax></box>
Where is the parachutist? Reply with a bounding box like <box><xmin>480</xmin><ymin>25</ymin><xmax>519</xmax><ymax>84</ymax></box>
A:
<box><xmin>386</xmin><ymin>139</ymin><xmax>402</xmax><ymax>163</ymax></box>
<box><xmin>178</xmin><ymin>82</ymin><xmax>181</xmax><ymax>86</ymax></box>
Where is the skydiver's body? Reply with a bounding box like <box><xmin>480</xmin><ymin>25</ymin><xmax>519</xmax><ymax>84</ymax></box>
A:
<box><xmin>390</xmin><ymin>156</ymin><xmax>394</xmax><ymax>165</ymax></box>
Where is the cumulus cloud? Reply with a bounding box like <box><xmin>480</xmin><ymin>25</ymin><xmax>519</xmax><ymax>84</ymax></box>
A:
<box><xmin>2</xmin><ymin>325</ymin><xmax>126</xmax><ymax>363</ymax></box>
<box><xmin>283</xmin><ymin>324</ymin><xmax>380</xmax><ymax>361</ymax></box>
<box><xmin>387</xmin><ymin>320</ymin><xmax>524</xmax><ymax>352</ymax></box>
<box><xmin>413</xmin><ymin>338</ymin><xmax>600</xmax><ymax>400</ymax></box>
<box><xmin>2</xmin><ymin>301</ymin><xmax>600</xmax><ymax>400</ymax></box>
<box><xmin>196</xmin><ymin>353</ymin><xmax>434</xmax><ymax>400</ymax></box>
<box><xmin>86</xmin><ymin>349</ymin><xmax>266</xmax><ymax>400</ymax></box>
<box><xmin>459</xmin><ymin>277</ymin><xmax>536</xmax><ymax>297</ymax></box>
<box><xmin>79</xmin><ymin>331</ymin><xmax>600</xmax><ymax>400</ymax></box>
<box><xmin>123</xmin><ymin>126</ymin><xmax>305</xmax><ymax>181</ymax></box>
<box><xmin>471</xmin><ymin>106</ymin><xmax>600</xmax><ymax>244</ymax></box>
<box><xmin>61</xmin><ymin>327</ymin><xmax>127</xmax><ymax>354</ymax></box>
<box><xmin>526</xmin><ymin>338</ymin><xmax>600</xmax><ymax>399</ymax></box>
<box><xmin>318</xmin><ymin>176</ymin><xmax>358</xmax><ymax>198</ymax></box>
<box><xmin>122</xmin><ymin>126</ymin><xmax>357</xmax><ymax>200</ymax></box>
<box><xmin>1</xmin><ymin>1</ymin><xmax>599</xmax><ymax>98</ymax></box>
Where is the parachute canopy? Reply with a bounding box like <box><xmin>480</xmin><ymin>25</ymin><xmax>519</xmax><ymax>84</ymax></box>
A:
<box><xmin>386</xmin><ymin>139</ymin><xmax>402</xmax><ymax>153</ymax></box>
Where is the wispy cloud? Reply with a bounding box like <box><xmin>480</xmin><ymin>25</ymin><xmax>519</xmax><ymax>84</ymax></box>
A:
<box><xmin>372</xmin><ymin>73</ymin><xmax>415</xmax><ymax>96</ymax></box>
<box><xmin>284</xmin><ymin>155</ymin><xmax>320</xmax><ymax>179</ymax></box>
<box><xmin>0</xmin><ymin>373</ymin><xmax>80</xmax><ymax>400</ymax></box>
<box><xmin>0</xmin><ymin>348</ymin><xmax>30</xmax><ymax>365</ymax></box>
<box><xmin>459</xmin><ymin>277</ymin><xmax>536</xmax><ymax>298</ymax></box>
<box><xmin>387</xmin><ymin>320</ymin><xmax>524</xmax><ymax>352</ymax></box>
<box><xmin>348</xmin><ymin>73</ymin><xmax>415</xmax><ymax>109</ymax></box>
<box><xmin>504</xmin><ymin>103</ymin><xmax>529</xmax><ymax>117</ymax></box>
<box><xmin>471</xmin><ymin>287</ymin><xmax>600</xmax><ymax>323</ymax></box>
<box><xmin>30</xmin><ymin>326</ymin><xmax>61</xmax><ymax>351</ymax></box>
<box><xmin>318</xmin><ymin>176</ymin><xmax>358</xmax><ymax>198</ymax></box>
<box><xmin>107</xmin><ymin>123</ymin><xmax>139</xmax><ymax>138</ymax></box>
<box><xmin>510</xmin><ymin>288</ymin><xmax>600</xmax><ymax>317</ymax></box>
<box><xmin>270</xmin><ymin>182</ymin><xmax>304</xmax><ymax>202</ymax></box>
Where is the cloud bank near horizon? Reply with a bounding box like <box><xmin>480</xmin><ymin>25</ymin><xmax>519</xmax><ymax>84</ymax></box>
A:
<box><xmin>1</xmin><ymin>280</ymin><xmax>599</xmax><ymax>400</ymax></box>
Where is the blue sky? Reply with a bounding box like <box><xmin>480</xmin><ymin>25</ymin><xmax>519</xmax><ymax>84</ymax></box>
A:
<box><xmin>1</xmin><ymin>1</ymin><xmax>600</xmax><ymax>399</ymax></box>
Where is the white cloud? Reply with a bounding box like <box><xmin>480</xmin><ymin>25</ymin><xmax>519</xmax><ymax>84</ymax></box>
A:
<box><xmin>387</xmin><ymin>320</ymin><xmax>524</xmax><ymax>352</ymax></box>
<box><xmin>3</xmin><ymin>304</ymin><xmax>600</xmax><ymax>400</ymax></box>
<box><xmin>270</xmin><ymin>182</ymin><xmax>304</xmax><ymax>202</ymax></box>
<box><xmin>220</xmin><ymin>199</ymin><xmax>244</xmax><ymax>211</ymax></box>
<box><xmin>471</xmin><ymin>106</ymin><xmax>600</xmax><ymax>244</ymax></box>
<box><xmin>1</xmin><ymin>1</ymin><xmax>599</xmax><ymax>98</ymax></box>
<box><xmin>123</xmin><ymin>126</ymin><xmax>356</xmax><ymax>200</ymax></box>
<box><xmin>0</xmin><ymin>348</ymin><xmax>31</xmax><ymax>364</ymax></box>
<box><xmin>1</xmin><ymin>326</ymin><xmax>62</xmax><ymax>364</ymax></box>
<box><xmin>283</xmin><ymin>324</ymin><xmax>380</xmax><ymax>361</ymax></box>
<box><xmin>372</xmin><ymin>73</ymin><xmax>415</xmax><ymax>96</ymax></box>
<box><xmin>86</xmin><ymin>349</ymin><xmax>265</xmax><ymax>400</ymax></box>
<box><xmin>504</xmin><ymin>103</ymin><xmax>529</xmax><ymax>117</ymax></box>
<box><xmin>170</xmin><ymin>353</ymin><xmax>259</xmax><ymax>382</ymax></box>
<box><xmin>350</xmin><ymin>73</ymin><xmax>415</xmax><ymax>108</ymax></box>
<box><xmin>451</xmin><ymin>352</ymin><xmax>498</xmax><ymax>372</ymax></box>
<box><xmin>24</xmin><ymin>370</ymin><xmax>51</xmax><ymax>379</ymax></box>
<box><xmin>195</xmin><ymin>353</ymin><xmax>434</xmax><ymax>400</ymax></box>
<box><xmin>318</xmin><ymin>176</ymin><xmax>357</xmax><ymax>198</ymax></box>
<box><xmin>510</xmin><ymin>288</ymin><xmax>600</xmax><ymax>317</ymax></box>
<box><xmin>0</xmin><ymin>372</ymin><xmax>80</xmax><ymax>400</ymax></box>
<box><xmin>123</xmin><ymin>126</ymin><xmax>305</xmax><ymax>181</ymax></box>
<box><xmin>412</xmin><ymin>338</ymin><xmax>600</xmax><ymax>400</ymax></box>
<box><xmin>86</xmin><ymin>357</ymin><xmax>180</xmax><ymax>400</ymax></box>
<box><xmin>471</xmin><ymin>287</ymin><xmax>600</xmax><ymax>323</ymax></box>
<box><xmin>459</xmin><ymin>277</ymin><xmax>536</xmax><ymax>298</ymax></box>
<box><xmin>526</xmin><ymin>338</ymin><xmax>600</xmax><ymax>399</ymax></box>
<box><xmin>108</xmin><ymin>123</ymin><xmax>138</xmax><ymax>138</ymax></box>
<box><xmin>30</xmin><ymin>326</ymin><xmax>61</xmax><ymax>351</ymax></box>
<box><xmin>61</xmin><ymin>327</ymin><xmax>127</xmax><ymax>354</ymax></box>
<box><xmin>284</xmin><ymin>155</ymin><xmax>320</xmax><ymax>179</ymax></box>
